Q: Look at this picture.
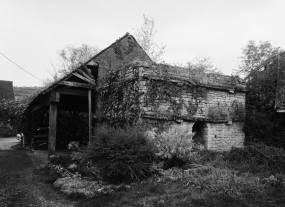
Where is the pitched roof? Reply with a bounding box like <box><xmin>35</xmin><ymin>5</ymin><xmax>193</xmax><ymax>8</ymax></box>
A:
<box><xmin>85</xmin><ymin>33</ymin><xmax>151</xmax><ymax>65</ymax></box>
<box><xmin>28</xmin><ymin>33</ymin><xmax>151</xmax><ymax>108</ymax></box>
<box><xmin>0</xmin><ymin>80</ymin><xmax>14</xmax><ymax>101</ymax></box>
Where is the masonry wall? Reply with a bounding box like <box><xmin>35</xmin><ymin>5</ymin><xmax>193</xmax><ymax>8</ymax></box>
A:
<box><xmin>138</xmin><ymin>79</ymin><xmax>246</xmax><ymax>121</ymax></box>
<box><xmin>142</xmin><ymin>118</ymin><xmax>244</xmax><ymax>151</ymax></box>
<box><xmin>205</xmin><ymin>122</ymin><xmax>244</xmax><ymax>151</ymax></box>
<box><xmin>124</xmin><ymin>62</ymin><xmax>246</xmax><ymax>151</ymax></box>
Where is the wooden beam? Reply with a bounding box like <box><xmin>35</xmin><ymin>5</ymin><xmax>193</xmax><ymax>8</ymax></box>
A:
<box><xmin>48</xmin><ymin>102</ymin><xmax>58</xmax><ymax>159</ymax></box>
<box><xmin>83</xmin><ymin>65</ymin><xmax>94</xmax><ymax>79</ymax></box>
<box><xmin>78</xmin><ymin>69</ymin><xmax>95</xmax><ymax>82</ymax></box>
<box><xmin>59</xmin><ymin>81</ymin><xmax>95</xmax><ymax>89</ymax></box>
<box><xmin>73</xmin><ymin>72</ymin><xmax>96</xmax><ymax>85</ymax></box>
<box><xmin>54</xmin><ymin>88</ymin><xmax>88</xmax><ymax>96</ymax></box>
<box><xmin>88</xmin><ymin>89</ymin><xmax>92</xmax><ymax>142</ymax></box>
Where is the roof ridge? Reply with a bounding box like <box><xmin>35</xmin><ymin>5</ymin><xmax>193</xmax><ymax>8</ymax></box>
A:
<box><xmin>85</xmin><ymin>32</ymin><xmax>131</xmax><ymax>64</ymax></box>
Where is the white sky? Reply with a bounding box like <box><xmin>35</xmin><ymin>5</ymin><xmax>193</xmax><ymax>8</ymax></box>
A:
<box><xmin>1</xmin><ymin>0</ymin><xmax>285</xmax><ymax>86</ymax></box>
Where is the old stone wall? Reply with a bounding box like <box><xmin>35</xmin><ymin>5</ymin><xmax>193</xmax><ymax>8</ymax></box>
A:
<box><xmin>142</xmin><ymin>118</ymin><xmax>244</xmax><ymax>151</ymax></box>
<box><xmin>138</xmin><ymin>79</ymin><xmax>245</xmax><ymax>122</ymax></box>
<box><xmin>124</xmin><ymin>61</ymin><xmax>246</xmax><ymax>151</ymax></box>
<box><xmin>205</xmin><ymin>122</ymin><xmax>244</xmax><ymax>151</ymax></box>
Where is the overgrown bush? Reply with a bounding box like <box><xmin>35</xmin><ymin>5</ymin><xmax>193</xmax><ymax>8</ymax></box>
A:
<box><xmin>73</xmin><ymin>126</ymin><xmax>155</xmax><ymax>183</ymax></box>
<box><xmin>152</xmin><ymin>127</ymin><xmax>201</xmax><ymax>169</ymax></box>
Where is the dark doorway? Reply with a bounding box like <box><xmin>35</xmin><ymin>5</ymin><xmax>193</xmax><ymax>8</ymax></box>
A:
<box><xmin>192</xmin><ymin>121</ymin><xmax>207</xmax><ymax>145</ymax></box>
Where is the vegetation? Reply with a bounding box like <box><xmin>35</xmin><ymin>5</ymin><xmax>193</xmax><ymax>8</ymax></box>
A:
<box><xmin>187</xmin><ymin>57</ymin><xmax>223</xmax><ymax>74</ymax></box>
<box><xmin>0</xmin><ymin>124</ymin><xmax>15</xmax><ymax>137</ymax></box>
<box><xmin>134</xmin><ymin>15</ymin><xmax>166</xmax><ymax>63</ymax></box>
<box><xmin>152</xmin><ymin>127</ymin><xmax>200</xmax><ymax>169</ymax></box>
<box><xmin>72</xmin><ymin>126</ymin><xmax>155</xmax><ymax>183</ymax></box>
<box><xmin>56</xmin><ymin>44</ymin><xmax>99</xmax><ymax>75</ymax></box>
<box><xmin>46</xmin><ymin>137</ymin><xmax>285</xmax><ymax>207</ymax></box>
<box><xmin>0</xmin><ymin>96</ymin><xmax>33</xmax><ymax>137</ymax></box>
<box><xmin>13</xmin><ymin>86</ymin><xmax>41</xmax><ymax>100</ymax></box>
<box><xmin>238</xmin><ymin>40</ymin><xmax>285</xmax><ymax>147</ymax></box>
<box><xmin>236</xmin><ymin>40</ymin><xmax>280</xmax><ymax>77</ymax></box>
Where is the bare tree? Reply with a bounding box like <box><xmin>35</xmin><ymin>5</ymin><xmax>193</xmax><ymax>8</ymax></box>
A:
<box><xmin>57</xmin><ymin>44</ymin><xmax>99</xmax><ymax>75</ymax></box>
<box><xmin>44</xmin><ymin>44</ymin><xmax>99</xmax><ymax>85</ymax></box>
<box><xmin>134</xmin><ymin>15</ymin><xmax>166</xmax><ymax>63</ymax></box>
<box><xmin>187</xmin><ymin>57</ymin><xmax>222</xmax><ymax>74</ymax></box>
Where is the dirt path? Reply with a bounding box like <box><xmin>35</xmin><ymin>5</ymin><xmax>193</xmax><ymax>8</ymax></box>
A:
<box><xmin>0</xmin><ymin>138</ymin><xmax>35</xmax><ymax>206</ymax></box>
<box><xmin>0</xmin><ymin>138</ymin><xmax>76</xmax><ymax>207</ymax></box>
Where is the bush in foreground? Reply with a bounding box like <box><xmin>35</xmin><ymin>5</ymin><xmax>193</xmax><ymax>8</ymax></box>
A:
<box><xmin>74</xmin><ymin>126</ymin><xmax>155</xmax><ymax>183</ymax></box>
<box><xmin>152</xmin><ymin>127</ymin><xmax>201</xmax><ymax>169</ymax></box>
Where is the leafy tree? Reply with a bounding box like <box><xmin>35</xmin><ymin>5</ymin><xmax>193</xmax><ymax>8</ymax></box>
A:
<box><xmin>236</xmin><ymin>40</ymin><xmax>280</xmax><ymax>77</ymax></box>
<box><xmin>239</xmin><ymin>40</ymin><xmax>285</xmax><ymax>147</ymax></box>
<box><xmin>45</xmin><ymin>44</ymin><xmax>99</xmax><ymax>84</ymax></box>
<box><xmin>134</xmin><ymin>15</ymin><xmax>166</xmax><ymax>63</ymax></box>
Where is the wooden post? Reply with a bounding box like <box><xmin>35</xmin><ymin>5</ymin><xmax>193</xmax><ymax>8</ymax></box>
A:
<box><xmin>93</xmin><ymin>91</ymin><xmax>100</xmax><ymax>133</ymax></box>
<box><xmin>48</xmin><ymin>92</ymin><xmax>60</xmax><ymax>159</ymax></box>
<box><xmin>88</xmin><ymin>89</ymin><xmax>92</xmax><ymax>142</ymax></box>
<box><xmin>30</xmin><ymin>110</ymin><xmax>36</xmax><ymax>148</ymax></box>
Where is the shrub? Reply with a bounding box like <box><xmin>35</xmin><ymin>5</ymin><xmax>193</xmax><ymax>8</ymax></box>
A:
<box><xmin>74</xmin><ymin>126</ymin><xmax>155</xmax><ymax>183</ymax></box>
<box><xmin>49</xmin><ymin>155</ymin><xmax>73</xmax><ymax>168</ymax></box>
<box><xmin>152</xmin><ymin>127</ymin><xmax>201</xmax><ymax>169</ymax></box>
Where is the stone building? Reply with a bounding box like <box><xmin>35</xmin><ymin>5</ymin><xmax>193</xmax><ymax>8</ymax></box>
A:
<box><xmin>106</xmin><ymin>61</ymin><xmax>247</xmax><ymax>151</ymax></box>
<box><xmin>26</xmin><ymin>33</ymin><xmax>246</xmax><ymax>156</ymax></box>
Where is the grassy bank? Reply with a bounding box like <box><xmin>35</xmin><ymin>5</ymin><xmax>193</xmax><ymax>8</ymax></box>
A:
<box><xmin>40</xmin><ymin>143</ymin><xmax>285</xmax><ymax>207</ymax></box>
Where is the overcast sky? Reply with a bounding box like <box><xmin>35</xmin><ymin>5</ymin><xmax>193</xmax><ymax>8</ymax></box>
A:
<box><xmin>1</xmin><ymin>0</ymin><xmax>285</xmax><ymax>86</ymax></box>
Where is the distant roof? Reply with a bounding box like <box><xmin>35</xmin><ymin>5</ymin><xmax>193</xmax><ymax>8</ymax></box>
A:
<box><xmin>0</xmin><ymin>80</ymin><xmax>14</xmax><ymax>101</ymax></box>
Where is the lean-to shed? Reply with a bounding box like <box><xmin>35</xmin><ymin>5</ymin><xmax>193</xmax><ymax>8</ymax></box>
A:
<box><xmin>26</xmin><ymin>33</ymin><xmax>151</xmax><ymax>158</ymax></box>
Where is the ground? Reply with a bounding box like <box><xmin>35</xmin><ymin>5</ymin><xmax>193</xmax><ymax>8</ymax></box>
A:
<box><xmin>1</xmin><ymin>137</ymin><xmax>285</xmax><ymax>207</ymax></box>
<box><xmin>0</xmin><ymin>137</ymin><xmax>76</xmax><ymax>207</ymax></box>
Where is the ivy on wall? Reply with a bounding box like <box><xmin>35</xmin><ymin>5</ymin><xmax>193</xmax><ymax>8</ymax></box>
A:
<box><xmin>98</xmin><ymin>63</ymin><xmax>246</xmax><ymax>127</ymax></box>
<box><xmin>207</xmin><ymin>100</ymin><xmax>245</xmax><ymax>121</ymax></box>
<box><xmin>98</xmin><ymin>64</ymin><xmax>209</xmax><ymax>126</ymax></box>
<box><xmin>143</xmin><ymin>66</ymin><xmax>207</xmax><ymax>120</ymax></box>
<box><xmin>98</xmin><ymin>66</ymin><xmax>142</xmax><ymax>126</ymax></box>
